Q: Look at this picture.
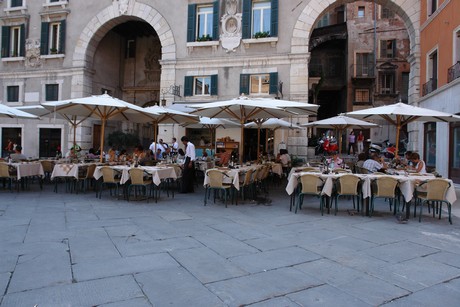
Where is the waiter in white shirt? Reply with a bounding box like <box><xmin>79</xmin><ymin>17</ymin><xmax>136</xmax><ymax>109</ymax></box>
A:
<box><xmin>180</xmin><ymin>136</ymin><xmax>196</xmax><ymax>193</ymax></box>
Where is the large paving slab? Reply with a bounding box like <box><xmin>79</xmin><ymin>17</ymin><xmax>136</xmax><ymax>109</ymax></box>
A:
<box><xmin>0</xmin><ymin>182</ymin><xmax>460</xmax><ymax>306</ymax></box>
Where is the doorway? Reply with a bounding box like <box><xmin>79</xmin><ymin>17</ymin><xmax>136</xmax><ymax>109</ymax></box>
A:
<box><xmin>1</xmin><ymin>127</ymin><xmax>21</xmax><ymax>158</ymax></box>
<box><xmin>244</xmin><ymin>128</ymin><xmax>266</xmax><ymax>161</ymax></box>
<box><xmin>39</xmin><ymin>128</ymin><xmax>61</xmax><ymax>158</ymax></box>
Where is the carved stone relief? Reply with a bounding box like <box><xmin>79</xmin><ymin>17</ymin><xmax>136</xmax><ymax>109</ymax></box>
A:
<box><xmin>113</xmin><ymin>0</ymin><xmax>131</xmax><ymax>15</ymax></box>
<box><xmin>25</xmin><ymin>38</ymin><xmax>42</xmax><ymax>68</ymax></box>
<box><xmin>221</xmin><ymin>0</ymin><xmax>242</xmax><ymax>52</ymax></box>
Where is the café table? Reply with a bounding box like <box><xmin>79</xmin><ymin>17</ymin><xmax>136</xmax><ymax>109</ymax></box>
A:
<box><xmin>9</xmin><ymin>161</ymin><xmax>45</xmax><ymax>189</ymax></box>
<box><xmin>203</xmin><ymin>165</ymin><xmax>260</xmax><ymax>191</ymax></box>
<box><xmin>94</xmin><ymin>165</ymin><xmax>177</xmax><ymax>186</ymax></box>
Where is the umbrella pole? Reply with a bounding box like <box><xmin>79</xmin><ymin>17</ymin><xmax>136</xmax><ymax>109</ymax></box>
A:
<box><xmin>240</xmin><ymin>122</ymin><xmax>244</xmax><ymax>164</ymax></box>
<box><xmin>100</xmin><ymin>117</ymin><xmax>106</xmax><ymax>163</ymax></box>
<box><xmin>257</xmin><ymin>126</ymin><xmax>261</xmax><ymax>161</ymax></box>
<box><xmin>395</xmin><ymin>118</ymin><xmax>401</xmax><ymax>157</ymax></box>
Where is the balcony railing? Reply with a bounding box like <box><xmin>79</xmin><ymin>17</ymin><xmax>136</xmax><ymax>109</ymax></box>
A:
<box><xmin>351</xmin><ymin>64</ymin><xmax>375</xmax><ymax>78</ymax></box>
<box><xmin>422</xmin><ymin>78</ymin><xmax>437</xmax><ymax>96</ymax></box>
<box><xmin>448</xmin><ymin>61</ymin><xmax>460</xmax><ymax>83</ymax></box>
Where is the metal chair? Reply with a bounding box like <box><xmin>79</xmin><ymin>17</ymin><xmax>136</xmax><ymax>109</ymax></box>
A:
<box><xmin>415</xmin><ymin>179</ymin><xmax>452</xmax><ymax>224</ymax></box>
<box><xmin>295</xmin><ymin>173</ymin><xmax>325</xmax><ymax>214</ymax></box>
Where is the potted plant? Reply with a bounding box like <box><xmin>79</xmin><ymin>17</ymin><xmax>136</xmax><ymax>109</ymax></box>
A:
<box><xmin>253</xmin><ymin>31</ymin><xmax>270</xmax><ymax>39</ymax></box>
<box><xmin>50</xmin><ymin>48</ymin><xmax>58</xmax><ymax>54</ymax></box>
<box><xmin>197</xmin><ymin>34</ymin><xmax>212</xmax><ymax>42</ymax></box>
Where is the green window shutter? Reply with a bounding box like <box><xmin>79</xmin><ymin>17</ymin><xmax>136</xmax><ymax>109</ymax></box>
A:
<box><xmin>59</xmin><ymin>20</ymin><xmax>66</xmax><ymax>54</ymax></box>
<box><xmin>379</xmin><ymin>40</ymin><xmax>385</xmax><ymax>58</ymax></box>
<box><xmin>269</xmin><ymin>72</ymin><xmax>278</xmax><ymax>94</ymax></box>
<box><xmin>184</xmin><ymin>76</ymin><xmax>194</xmax><ymax>96</ymax></box>
<box><xmin>242</xmin><ymin>0</ymin><xmax>251</xmax><ymax>39</ymax></box>
<box><xmin>40</xmin><ymin>22</ymin><xmax>49</xmax><ymax>55</ymax></box>
<box><xmin>212</xmin><ymin>1</ymin><xmax>219</xmax><ymax>41</ymax></box>
<box><xmin>1</xmin><ymin>26</ymin><xmax>10</xmax><ymax>58</ymax></box>
<box><xmin>187</xmin><ymin>4</ymin><xmax>197</xmax><ymax>42</ymax></box>
<box><xmin>240</xmin><ymin>74</ymin><xmax>250</xmax><ymax>95</ymax></box>
<box><xmin>210</xmin><ymin>74</ymin><xmax>218</xmax><ymax>96</ymax></box>
<box><xmin>270</xmin><ymin>0</ymin><xmax>278</xmax><ymax>37</ymax></box>
<box><xmin>19</xmin><ymin>24</ymin><xmax>25</xmax><ymax>57</ymax></box>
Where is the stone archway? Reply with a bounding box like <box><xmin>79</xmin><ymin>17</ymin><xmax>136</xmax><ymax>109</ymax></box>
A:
<box><xmin>70</xmin><ymin>1</ymin><xmax>176</xmax><ymax>99</ymax></box>
<box><xmin>290</xmin><ymin>0</ymin><xmax>421</xmax><ymax>103</ymax></box>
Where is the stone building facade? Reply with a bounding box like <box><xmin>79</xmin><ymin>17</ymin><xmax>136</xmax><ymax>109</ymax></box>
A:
<box><xmin>0</xmin><ymin>0</ymin><xmax>421</xmax><ymax>162</ymax></box>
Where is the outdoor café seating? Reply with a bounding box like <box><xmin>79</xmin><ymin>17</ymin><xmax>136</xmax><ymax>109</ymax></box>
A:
<box><xmin>332</xmin><ymin>174</ymin><xmax>362</xmax><ymax>215</ymax></box>
<box><xmin>0</xmin><ymin>162</ymin><xmax>19</xmax><ymax>192</ymax></box>
<box><xmin>204</xmin><ymin>169</ymin><xmax>235</xmax><ymax>207</ymax></box>
<box><xmin>415</xmin><ymin>178</ymin><xmax>452</xmax><ymax>224</ymax></box>
<box><xmin>370</xmin><ymin>176</ymin><xmax>400</xmax><ymax>217</ymax></box>
<box><xmin>295</xmin><ymin>173</ymin><xmax>325</xmax><ymax>214</ymax></box>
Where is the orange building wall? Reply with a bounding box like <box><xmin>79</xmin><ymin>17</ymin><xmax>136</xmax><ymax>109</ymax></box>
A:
<box><xmin>420</xmin><ymin>0</ymin><xmax>460</xmax><ymax>87</ymax></box>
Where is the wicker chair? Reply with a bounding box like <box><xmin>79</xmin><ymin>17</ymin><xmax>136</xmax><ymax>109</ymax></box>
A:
<box><xmin>295</xmin><ymin>174</ymin><xmax>325</xmax><ymax>214</ymax></box>
<box><xmin>74</xmin><ymin>164</ymin><xmax>96</xmax><ymax>193</ymax></box>
<box><xmin>0</xmin><ymin>162</ymin><xmax>18</xmax><ymax>192</ymax></box>
<box><xmin>127</xmin><ymin>168</ymin><xmax>153</xmax><ymax>202</ymax></box>
<box><xmin>98</xmin><ymin>166</ymin><xmax>121</xmax><ymax>199</ymax></box>
<box><xmin>332</xmin><ymin>174</ymin><xmax>362</xmax><ymax>215</ymax></box>
<box><xmin>204</xmin><ymin>169</ymin><xmax>234</xmax><ymax>207</ymax></box>
<box><xmin>370</xmin><ymin>176</ymin><xmax>399</xmax><ymax>217</ymax></box>
<box><xmin>239</xmin><ymin>168</ymin><xmax>254</xmax><ymax>201</ymax></box>
<box><xmin>415</xmin><ymin>179</ymin><xmax>452</xmax><ymax>224</ymax></box>
<box><xmin>40</xmin><ymin>160</ymin><xmax>55</xmax><ymax>183</ymax></box>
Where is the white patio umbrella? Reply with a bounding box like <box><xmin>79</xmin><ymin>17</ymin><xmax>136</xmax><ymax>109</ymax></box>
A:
<box><xmin>188</xmin><ymin>96</ymin><xmax>318</xmax><ymax>161</ymax></box>
<box><xmin>245</xmin><ymin>118</ymin><xmax>302</xmax><ymax>157</ymax></box>
<box><xmin>345</xmin><ymin>102</ymin><xmax>460</xmax><ymax>154</ymax></box>
<box><xmin>143</xmin><ymin>105</ymin><xmax>198</xmax><ymax>146</ymax></box>
<box><xmin>302</xmin><ymin>114</ymin><xmax>378</xmax><ymax>153</ymax></box>
<box><xmin>0</xmin><ymin>103</ymin><xmax>38</xmax><ymax>119</ymax></box>
<box><xmin>42</xmin><ymin>93</ymin><xmax>160</xmax><ymax>162</ymax></box>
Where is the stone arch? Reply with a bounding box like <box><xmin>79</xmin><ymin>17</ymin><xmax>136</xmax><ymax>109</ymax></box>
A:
<box><xmin>71</xmin><ymin>1</ymin><xmax>176</xmax><ymax>97</ymax></box>
<box><xmin>290</xmin><ymin>0</ymin><xmax>421</xmax><ymax>102</ymax></box>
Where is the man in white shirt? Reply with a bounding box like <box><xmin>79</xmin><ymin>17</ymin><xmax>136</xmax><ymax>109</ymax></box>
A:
<box><xmin>363</xmin><ymin>153</ymin><xmax>387</xmax><ymax>173</ymax></box>
<box><xmin>180</xmin><ymin>136</ymin><xmax>196</xmax><ymax>193</ymax></box>
<box><xmin>171</xmin><ymin>137</ymin><xmax>179</xmax><ymax>153</ymax></box>
<box><xmin>149</xmin><ymin>139</ymin><xmax>165</xmax><ymax>159</ymax></box>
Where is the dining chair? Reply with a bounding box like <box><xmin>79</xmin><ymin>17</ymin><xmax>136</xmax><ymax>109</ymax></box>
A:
<box><xmin>414</xmin><ymin>179</ymin><xmax>452</xmax><ymax>224</ymax></box>
<box><xmin>204</xmin><ymin>169</ymin><xmax>234</xmax><ymax>207</ymax></box>
<box><xmin>332</xmin><ymin>174</ymin><xmax>362</xmax><ymax>215</ymax></box>
<box><xmin>0</xmin><ymin>162</ymin><xmax>18</xmax><ymax>192</ymax></box>
<box><xmin>333</xmin><ymin>168</ymin><xmax>350</xmax><ymax>174</ymax></box>
<box><xmin>127</xmin><ymin>168</ymin><xmax>153</xmax><ymax>202</ymax></box>
<box><xmin>239</xmin><ymin>168</ymin><xmax>254</xmax><ymax>201</ymax></box>
<box><xmin>295</xmin><ymin>173</ymin><xmax>325</xmax><ymax>214</ymax></box>
<box><xmin>74</xmin><ymin>164</ymin><xmax>96</xmax><ymax>193</ymax></box>
<box><xmin>98</xmin><ymin>166</ymin><xmax>121</xmax><ymax>199</ymax></box>
<box><xmin>370</xmin><ymin>176</ymin><xmax>400</xmax><ymax>217</ymax></box>
<box><xmin>40</xmin><ymin>160</ymin><xmax>54</xmax><ymax>183</ymax></box>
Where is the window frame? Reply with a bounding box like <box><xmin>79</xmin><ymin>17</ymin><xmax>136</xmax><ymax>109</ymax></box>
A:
<box><xmin>8</xmin><ymin>0</ymin><xmax>25</xmax><ymax>8</ymax></box>
<box><xmin>357</xmin><ymin>6</ymin><xmax>365</xmax><ymax>18</ymax></box>
<box><xmin>196</xmin><ymin>5</ymin><xmax>213</xmax><ymax>40</ymax></box>
<box><xmin>251</xmin><ymin>0</ymin><xmax>271</xmax><ymax>37</ymax></box>
<box><xmin>379</xmin><ymin>39</ymin><xmax>396</xmax><ymax>59</ymax></box>
<box><xmin>10</xmin><ymin>26</ymin><xmax>21</xmax><ymax>58</ymax></box>
<box><xmin>428</xmin><ymin>0</ymin><xmax>438</xmax><ymax>16</ymax></box>
<box><xmin>354</xmin><ymin>89</ymin><xmax>370</xmax><ymax>104</ymax></box>
<box><xmin>45</xmin><ymin>84</ymin><xmax>59</xmax><ymax>101</ymax></box>
<box><xmin>379</xmin><ymin>72</ymin><xmax>396</xmax><ymax>95</ymax></box>
<box><xmin>6</xmin><ymin>85</ymin><xmax>20</xmax><ymax>103</ymax></box>
<box><xmin>249</xmin><ymin>74</ymin><xmax>270</xmax><ymax>95</ymax></box>
<box><xmin>3</xmin><ymin>82</ymin><xmax>24</xmax><ymax>105</ymax></box>
<box><xmin>193</xmin><ymin>76</ymin><xmax>212</xmax><ymax>96</ymax></box>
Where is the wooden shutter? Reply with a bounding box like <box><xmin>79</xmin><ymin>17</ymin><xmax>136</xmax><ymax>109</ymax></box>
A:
<box><xmin>19</xmin><ymin>24</ymin><xmax>25</xmax><ymax>57</ymax></box>
<box><xmin>240</xmin><ymin>74</ymin><xmax>250</xmax><ymax>95</ymax></box>
<box><xmin>270</xmin><ymin>0</ymin><xmax>278</xmax><ymax>37</ymax></box>
<box><xmin>210</xmin><ymin>74</ymin><xmax>218</xmax><ymax>96</ymax></box>
<box><xmin>59</xmin><ymin>20</ymin><xmax>66</xmax><ymax>53</ymax></box>
<box><xmin>242</xmin><ymin>0</ymin><xmax>251</xmax><ymax>39</ymax></box>
<box><xmin>269</xmin><ymin>72</ymin><xmax>278</xmax><ymax>94</ymax></box>
<box><xmin>212</xmin><ymin>1</ymin><xmax>219</xmax><ymax>41</ymax></box>
<box><xmin>40</xmin><ymin>22</ymin><xmax>49</xmax><ymax>55</ymax></box>
<box><xmin>184</xmin><ymin>76</ymin><xmax>194</xmax><ymax>96</ymax></box>
<box><xmin>1</xmin><ymin>26</ymin><xmax>10</xmax><ymax>58</ymax></box>
<box><xmin>187</xmin><ymin>4</ymin><xmax>197</xmax><ymax>42</ymax></box>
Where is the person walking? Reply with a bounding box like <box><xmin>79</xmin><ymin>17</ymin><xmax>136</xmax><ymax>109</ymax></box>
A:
<box><xmin>180</xmin><ymin>136</ymin><xmax>196</xmax><ymax>193</ymax></box>
<box><xmin>348</xmin><ymin>131</ymin><xmax>356</xmax><ymax>155</ymax></box>
<box><xmin>357</xmin><ymin>130</ymin><xmax>365</xmax><ymax>154</ymax></box>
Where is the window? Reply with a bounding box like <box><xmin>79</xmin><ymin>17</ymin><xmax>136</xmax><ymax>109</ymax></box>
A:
<box><xmin>380</xmin><ymin>7</ymin><xmax>395</xmax><ymax>19</ymax></box>
<box><xmin>240</xmin><ymin>72</ymin><xmax>278</xmax><ymax>95</ymax></box>
<box><xmin>40</xmin><ymin>20</ymin><xmax>66</xmax><ymax>55</ymax></box>
<box><xmin>424</xmin><ymin>122</ymin><xmax>436</xmax><ymax>167</ymax></box>
<box><xmin>126</xmin><ymin>39</ymin><xmax>136</xmax><ymax>58</ymax></box>
<box><xmin>380</xmin><ymin>40</ymin><xmax>396</xmax><ymax>58</ymax></box>
<box><xmin>428</xmin><ymin>0</ymin><xmax>437</xmax><ymax>16</ymax></box>
<box><xmin>379</xmin><ymin>72</ymin><xmax>395</xmax><ymax>94</ymax></box>
<box><xmin>242</xmin><ymin>0</ymin><xmax>278</xmax><ymax>39</ymax></box>
<box><xmin>428</xmin><ymin>50</ymin><xmax>438</xmax><ymax>83</ymax></box>
<box><xmin>355</xmin><ymin>89</ymin><xmax>370</xmax><ymax>103</ymax></box>
<box><xmin>1</xmin><ymin>25</ymin><xmax>25</xmax><ymax>58</ymax></box>
<box><xmin>184</xmin><ymin>75</ymin><xmax>218</xmax><ymax>96</ymax></box>
<box><xmin>45</xmin><ymin>84</ymin><xmax>59</xmax><ymax>101</ymax></box>
<box><xmin>7</xmin><ymin>86</ymin><xmax>19</xmax><ymax>102</ymax></box>
<box><xmin>358</xmin><ymin>6</ymin><xmax>365</xmax><ymax>18</ymax></box>
<box><xmin>355</xmin><ymin>53</ymin><xmax>374</xmax><ymax>77</ymax></box>
<box><xmin>197</xmin><ymin>6</ymin><xmax>213</xmax><ymax>40</ymax></box>
<box><xmin>187</xmin><ymin>2</ymin><xmax>219</xmax><ymax>42</ymax></box>
<box><xmin>10</xmin><ymin>0</ymin><xmax>23</xmax><ymax>7</ymax></box>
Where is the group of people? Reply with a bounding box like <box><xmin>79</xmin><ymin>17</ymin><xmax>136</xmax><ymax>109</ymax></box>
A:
<box><xmin>356</xmin><ymin>150</ymin><xmax>426</xmax><ymax>174</ymax></box>
<box><xmin>347</xmin><ymin>130</ymin><xmax>365</xmax><ymax>155</ymax></box>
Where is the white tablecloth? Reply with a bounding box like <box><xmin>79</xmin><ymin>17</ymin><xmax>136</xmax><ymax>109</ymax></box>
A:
<box><xmin>203</xmin><ymin>166</ymin><xmax>259</xmax><ymax>191</ymax></box>
<box><xmin>51</xmin><ymin>163</ymin><xmax>88</xmax><ymax>180</ymax></box>
<box><xmin>11</xmin><ymin>162</ymin><xmax>44</xmax><ymax>180</ymax></box>
<box><xmin>94</xmin><ymin>165</ymin><xmax>177</xmax><ymax>186</ymax></box>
